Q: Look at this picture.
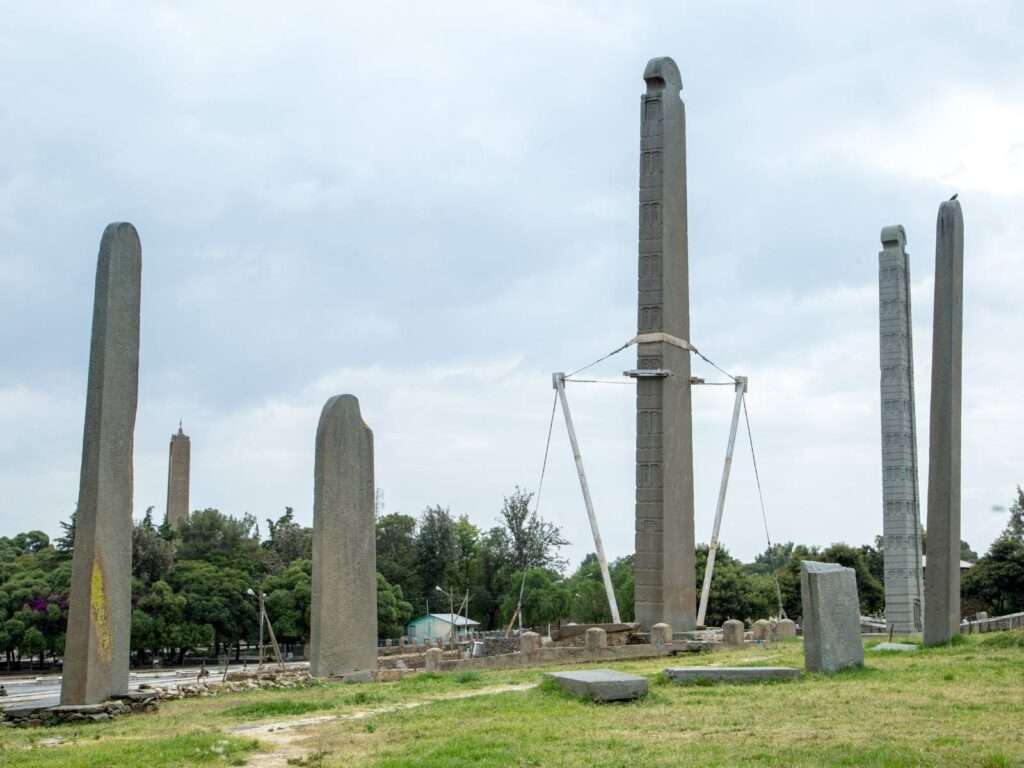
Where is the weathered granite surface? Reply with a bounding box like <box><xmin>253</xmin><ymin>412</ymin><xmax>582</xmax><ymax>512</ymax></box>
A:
<box><xmin>62</xmin><ymin>223</ymin><xmax>141</xmax><ymax>705</ymax></box>
<box><xmin>721</xmin><ymin>619</ymin><xmax>744</xmax><ymax>646</ymax></box>
<box><xmin>634</xmin><ymin>56</ymin><xmax>696</xmax><ymax>632</ymax></box>
<box><xmin>800</xmin><ymin>561</ymin><xmax>864</xmax><ymax>673</ymax></box>
<box><xmin>775</xmin><ymin>618</ymin><xmax>797</xmax><ymax>639</ymax></box>
<box><xmin>310</xmin><ymin>395</ymin><xmax>377</xmax><ymax>677</ymax></box>
<box><xmin>878</xmin><ymin>224</ymin><xmax>925</xmax><ymax>634</ymax></box>
<box><xmin>547</xmin><ymin>669</ymin><xmax>648</xmax><ymax>701</ymax></box>
<box><xmin>924</xmin><ymin>200</ymin><xmax>964</xmax><ymax>647</ymax></box>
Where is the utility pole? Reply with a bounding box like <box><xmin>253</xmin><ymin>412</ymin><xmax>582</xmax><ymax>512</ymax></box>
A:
<box><xmin>257</xmin><ymin>590</ymin><xmax>265</xmax><ymax>670</ymax></box>
<box><xmin>553</xmin><ymin>372</ymin><xmax>622</xmax><ymax>624</ymax></box>
<box><xmin>696</xmin><ymin>376</ymin><xmax>747</xmax><ymax>627</ymax></box>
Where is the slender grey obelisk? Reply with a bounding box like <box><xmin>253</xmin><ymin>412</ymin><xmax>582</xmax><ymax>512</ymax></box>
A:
<box><xmin>61</xmin><ymin>223</ymin><xmax>141</xmax><ymax>705</ymax></box>
<box><xmin>165</xmin><ymin>423</ymin><xmax>191</xmax><ymax>528</ymax></box>
<box><xmin>310</xmin><ymin>395</ymin><xmax>377</xmax><ymax>677</ymax></box>
<box><xmin>878</xmin><ymin>225</ymin><xmax>924</xmax><ymax>633</ymax></box>
<box><xmin>924</xmin><ymin>199</ymin><xmax>964</xmax><ymax>646</ymax></box>
<box><xmin>634</xmin><ymin>57</ymin><xmax>696</xmax><ymax>632</ymax></box>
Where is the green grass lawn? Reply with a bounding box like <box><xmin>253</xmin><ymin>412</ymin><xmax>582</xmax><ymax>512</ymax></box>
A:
<box><xmin>2</xmin><ymin>632</ymin><xmax>1023</xmax><ymax>767</ymax></box>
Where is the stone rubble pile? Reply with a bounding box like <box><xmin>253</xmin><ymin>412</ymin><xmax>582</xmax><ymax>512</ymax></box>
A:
<box><xmin>3</xmin><ymin>671</ymin><xmax>317</xmax><ymax>728</ymax></box>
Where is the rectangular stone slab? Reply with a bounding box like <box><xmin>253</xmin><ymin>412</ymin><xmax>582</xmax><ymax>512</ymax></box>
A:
<box><xmin>869</xmin><ymin>642</ymin><xmax>918</xmax><ymax>653</ymax></box>
<box><xmin>546</xmin><ymin>669</ymin><xmax>648</xmax><ymax>701</ymax></box>
<box><xmin>664</xmin><ymin>667</ymin><xmax>800</xmax><ymax>683</ymax></box>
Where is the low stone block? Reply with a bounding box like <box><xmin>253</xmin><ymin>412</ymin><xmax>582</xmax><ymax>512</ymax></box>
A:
<box><xmin>776</xmin><ymin>618</ymin><xmax>797</xmax><ymax>639</ymax></box>
<box><xmin>424</xmin><ymin>647</ymin><xmax>442</xmax><ymax>672</ymax></box>
<box><xmin>651</xmin><ymin>623</ymin><xmax>673</xmax><ymax>648</ymax></box>
<box><xmin>664</xmin><ymin>667</ymin><xmax>800</xmax><ymax>684</ymax></box>
<box><xmin>869</xmin><ymin>642</ymin><xmax>918</xmax><ymax>653</ymax></box>
<box><xmin>546</xmin><ymin>669</ymin><xmax>648</xmax><ymax>702</ymax></box>
<box><xmin>800</xmin><ymin>561</ymin><xmax>865</xmax><ymax>673</ymax></box>
<box><xmin>751</xmin><ymin>619</ymin><xmax>770</xmax><ymax>641</ymax></box>
<box><xmin>520</xmin><ymin>631</ymin><xmax>541</xmax><ymax>656</ymax></box>
<box><xmin>585</xmin><ymin>627</ymin><xmax>607</xmax><ymax>653</ymax></box>
<box><xmin>722</xmin><ymin>619</ymin><xmax>745</xmax><ymax>646</ymax></box>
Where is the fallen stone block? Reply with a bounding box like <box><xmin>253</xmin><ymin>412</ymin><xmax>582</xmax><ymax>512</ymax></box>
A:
<box><xmin>869</xmin><ymin>642</ymin><xmax>918</xmax><ymax>653</ymax></box>
<box><xmin>664</xmin><ymin>666</ymin><xmax>800</xmax><ymax>684</ymax></box>
<box><xmin>546</xmin><ymin>669</ymin><xmax>648</xmax><ymax>702</ymax></box>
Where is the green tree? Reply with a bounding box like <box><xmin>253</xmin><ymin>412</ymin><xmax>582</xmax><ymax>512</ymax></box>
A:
<box><xmin>963</xmin><ymin>488</ymin><xmax>1024</xmax><ymax>616</ymax></box>
<box><xmin>177</xmin><ymin>509</ymin><xmax>265</xmax><ymax>575</ymax></box>
<box><xmin>499</xmin><ymin>487</ymin><xmax>568</xmax><ymax>573</ymax></box>
<box><xmin>500</xmin><ymin>567</ymin><xmax>571</xmax><ymax>627</ymax></box>
<box><xmin>376</xmin><ymin>513</ymin><xmax>421</xmax><ymax>611</ymax></box>
<box><xmin>133</xmin><ymin>508</ymin><xmax>175</xmax><ymax>585</ymax></box>
<box><xmin>263</xmin><ymin>559</ymin><xmax>312</xmax><ymax>650</ymax></box>
<box><xmin>416</xmin><ymin>506</ymin><xmax>457</xmax><ymax>607</ymax></box>
<box><xmin>377</xmin><ymin>573</ymin><xmax>414</xmax><ymax>639</ymax></box>
<box><xmin>263</xmin><ymin>508</ymin><xmax>312</xmax><ymax>572</ymax></box>
<box><xmin>169</xmin><ymin>560</ymin><xmax>257</xmax><ymax>658</ymax></box>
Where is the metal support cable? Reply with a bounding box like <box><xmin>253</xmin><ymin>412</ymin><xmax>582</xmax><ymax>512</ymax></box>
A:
<box><xmin>741</xmin><ymin>394</ymin><xmax>786</xmax><ymax>619</ymax></box>
<box><xmin>566</xmin><ymin>341</ymin><xmax>632</xmax><ymax>378</ymax></box>
<box><xmin>514</xmin><ymin>389</ymin><xmax>559</xmax><ymax>632</ymax></box>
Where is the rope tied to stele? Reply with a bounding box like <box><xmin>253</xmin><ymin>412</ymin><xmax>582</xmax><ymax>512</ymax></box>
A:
<box><xmin>565</xmin><ymin>332</ymin><xmax>736</xmax><ymax>382</ymax></box>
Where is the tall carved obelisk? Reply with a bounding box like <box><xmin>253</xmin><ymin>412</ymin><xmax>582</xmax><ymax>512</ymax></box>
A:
<box><xmin>62</xmin><ymin>223</ymin><xmax>141</xmax><ymax>704</ymax></box>
<box><xmin>924</xmin><ymin>199</ymin><xmax>964</xmax><ymax>646</ymax></box>
<box><xmin>878</xmin><ymin>225</ymin><xmax>924</xmax><ymax>633</ymax></box>
<box><xmin>166</xmin><ymin>424</ymin><xmax>191</xmax><ymax>528</ymax></box>
<box><xmin>634</xmin><ymin>57</ymin><xmax>696</xmax><ymax>632</ymax></box>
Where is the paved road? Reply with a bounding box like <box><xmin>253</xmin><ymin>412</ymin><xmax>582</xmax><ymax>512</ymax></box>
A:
<box><xmin>0</xmin><ymin>662</ymin><xmax>310</xmax><ymax>710</ymax></box>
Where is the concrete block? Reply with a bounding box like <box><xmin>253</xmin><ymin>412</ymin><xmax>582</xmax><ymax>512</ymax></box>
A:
<box><xmin>546</xmin><ymin>669</ymin><xmax>648</xmax><ymax>702</ymax></box>
<box><xmin>800</xmin><ymin>561</ymin><xmax>864</xmax><ymax>673</ymax></box>
<box><xmin>424</xmin><ymin>647</ymin><xmax>442</xmax><ymax>672</ymax></box>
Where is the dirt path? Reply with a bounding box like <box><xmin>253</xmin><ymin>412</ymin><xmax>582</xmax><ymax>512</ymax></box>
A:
<box><xmin>230</xmin><ymin>683</ymin><xmax>536</xmax><ymax>767</ymax></box>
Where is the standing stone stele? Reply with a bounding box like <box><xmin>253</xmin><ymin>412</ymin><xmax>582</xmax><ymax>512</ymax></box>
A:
<box><xmin>520</xmin><ymin>631</ymin><xmax>541</xmax><ymax>657</ymax></box>
<box><xmin>585</xmin><ymin>627</ymin><xmax>608</xmax><ymax>653</ymax></box>
<box><xmin>310</xmin><ymin>395</ymin><xmax>377</xmax><ymax>678</ymax></box>
<box><xmin>776</xmin><ymin>618</ymin><xmax>797</xmax><ymax>640</ymax></box>
<box><xmin>800</xmin><ymin>561</ymin><xmax>864</xmax><ymax>673</ymax></box>
<box><xmin>651</xmin><ymin>622</ymin><xmax>673</xmax><ymax>648</ymax></box>
<box><xmin>165</xmin><ymin>423</ymin><xmax>191</xmax><ymax>528</ymax></box>
<box><xmin>924</xmin><ymin>200</ymin><xmax>965</xmax><ymax>647</ymax></box>
<box><xmin>722</xmin><ymin>619</ymin><xmax>744</xmax><ymax>646</ymax></box>
<box><xmin>424</xmin><ymin>647</ymin><xmax>442</xmax><ymax>672</ymax></box>
<box><xmin>61</xmin><ymin>223</ymin><xmax>142</xmax><ymax>705</ymax></box>
<box><xmin>878</xmin><ymin>225</ymin><xmax>925</xmax><ymax>633</ymax></box>
<box><xmin>751</xmin><ymin>619</ymin><xmax>770</xmax><ymax>642</ymax></box>
<box><xmin>634</xmin><ymin>56</ymin><xmax>696</xmax><ymax>632</ymax></box>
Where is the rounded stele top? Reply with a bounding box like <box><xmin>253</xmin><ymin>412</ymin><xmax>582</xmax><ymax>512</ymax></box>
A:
<box><xmin>644</xmin><ymin>57</ymin><xmax>682</xmax><ymax>93</ymax></box>
<box><xmin>880</xmin><ymin>224</ymin><xmax>907</xmax><ymax>247</ymax></box>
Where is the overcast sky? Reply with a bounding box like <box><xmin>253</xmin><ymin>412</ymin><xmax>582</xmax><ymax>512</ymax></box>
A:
<box><xmin>2</xmin><ymin>2</ymin><xmax>1021</xmax><ymax>567</ymax></box>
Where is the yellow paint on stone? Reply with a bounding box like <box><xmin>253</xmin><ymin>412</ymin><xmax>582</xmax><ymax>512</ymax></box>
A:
<box><xmin>91</xmin><ymin>560</ymin><xmax>112</xmax><ymax>662</ymax></box>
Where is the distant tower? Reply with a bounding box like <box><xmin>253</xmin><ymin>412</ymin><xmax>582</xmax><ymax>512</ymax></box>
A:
<box><xmin>166</xmin><ymin>422</ymin><xmax>191</xmax><ymax>528</ymax></box>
